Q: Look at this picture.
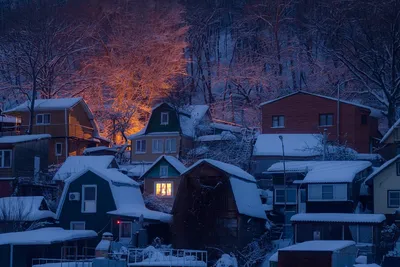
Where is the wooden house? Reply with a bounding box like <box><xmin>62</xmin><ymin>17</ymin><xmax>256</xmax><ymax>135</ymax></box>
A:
<box><xmin>0</xmin><ymin>196</ymin><xmax>55</xmax><ymax>233</ymax></box>
<box><xmin>378</xmin><ymin>118</ymin><xmax>400</xmax><ymax>159</ymax></box>
<box><xmin>172</xmin><ymin>159</ymin><xmax>267</xmax><ymax>252</ymax></box>
<box><xmin>128</xmin><ymin>103</ymin><xmax>210</xmax><ymax>163</ymax></box>
<box><xmin>3</xmin><ymin>98</ymin><xmax>109</xmax><ymax>165</ymax></box>
<box><xmin>0</xmin><ymin>113</ymin><xmax>20</xmax><ymax>133</ymax></box>
<box><xmin>0</xmin><ymin>134</ymin><xmax>50</xmax><ymax>197</ymax></box>
<box><xmin>56</xmin><ymin>167</ymin><xmax>171</xmax><ymax>246</ymax></box>
<box><xmin>140</xmin><ymin>155</ymin><xmax>187</xmax><ymax>205</ymax></box>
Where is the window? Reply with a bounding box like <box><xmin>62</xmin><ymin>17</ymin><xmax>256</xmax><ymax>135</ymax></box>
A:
<box><xmin>70</xmin><ymin>221</ymin><xmax>85</xmax><ymax>230</ymax></box>
<box><xmin>119</xmin><ymin>221</ymin><xmax>132</xmax><ymax>238</ymax></box>
<box><xmin>55</xmin><ymin>143</ymin><xmax>63</xmax><ymax>156</ymax></box>
<box><xmin>82</xmin><ymin>185</ymin><xmax>97</xmax><ymax>213</ymax></box>
<box><xmin>135</xmin><ymin>140</ymin><xmax>146</xmax><ymax>153</ymax></box>
<box><xmin>397</xmin><ymin>162</ymin><xmax>400</xmax><ymax>176</ymax></box>
<box><xmin>161</xmin><ymin>112</ymin><xmax>169</xmax><ymax>125</ymax></box>
<box><xmin>319</xmin><ymin>113</ymin><xmax>333</xmax><ymax>126</ymax></box>
<box><xmin>160</xmin><ymin>166</ymin><xmax>168</xmax><ymax>177</ymax></box>
<box><xmin>36</xmin><ymin>114</ymin><xmax>51</xmax><ymax>125</ymax></box>
<box><xmin>152</xmin><ymin>139</ymin><xmax>163</xmax><ymax>153</ymax></box>
<box><xmin>165</xmin><ymin>138</ymin><xmax>177</xmax><ymax>153</ymax></box>
<box><xmin>361</xmin><ymin>115</ymin><xmax>368</xmax><ymax>125</ymax></box>
<box><xmin>272</xmin><ymin>115</ymin><xmax>285</xmax><ymax>128</ymax></box>
<box><xmin>274</xmin><ymin>188</ymin><xmax>297</xmax><ymax>204</ymax></box>
<box><xmin>0</xmin><ymin>150</ymin><xmax>12</xmax><ymax>168</ymax></box>
<box><xmin>388</xmin><ymin>191</ymin><xmax>400</xmax><ymax>208</ymax></box>
<box><xmin>322</xmin><ymin>185</ymin><xmax>334</xmax><ymax>200</ymax></box>
<box><xmin>155</xmin><ymin>182</ymin><xmax>173</xmax><ymax>197</ymax></box>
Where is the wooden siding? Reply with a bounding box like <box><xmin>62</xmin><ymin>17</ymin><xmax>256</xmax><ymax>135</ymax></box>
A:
<box><xmin>143</xmin><ymin>158</ymin><xmax>181</xmax><ymax>178</ymax></box>
<box><xmin>145</xmin><ymin>104</ymin><xmax>181</xmax><ymax>134</ymax></box>
<box><xmin>68</xmin><ymin>102</ymin><xmax>94</xmax><ymax>139</ymax></box>
<box><xmin>0</xmin><ymin>180</ymin><xmax>14</xmax><ymax>197</ymax></box>
<box><xmin>131</xmin><ymin>135</ymin><xmax>182</xmax><ymax>162</ymax></box>
<box><xmin>18</xmin><ymin>110</ymin><xmax>66</xmax><ymax>137</ymax></box>
<box><xmin>373</xmin><ymin>161</ymin><xmax>400</xmax><ymax>214</ymax></box>
<box><xmin>13</xmin><ymin>138</ymin><xmax>49</xmax><ymax>177</ymax></box>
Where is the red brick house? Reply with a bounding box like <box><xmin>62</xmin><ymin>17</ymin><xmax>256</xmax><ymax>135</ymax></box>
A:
<box><xmin>260</xmin><ymin>91</ymin><xmax>382</xmax><ymax>153</ymax></box>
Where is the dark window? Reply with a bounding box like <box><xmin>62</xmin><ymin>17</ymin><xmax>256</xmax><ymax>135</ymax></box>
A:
<box><xmin>388</xmin><ymin>191</ymin><xmax>400</xmax><ymax>208</ymax></box>
<box><xmin>397</xmin><ymin>162</ymin><xmax>400</xmax><ymax>176</ymax></box>
<box><xmin>319</xmin><ymin>114</ymin><xmax>334</xmax><ymax>126</ymax></box>
<box><xmin>361</xmin><ymin>115</ymin><xmax>368</xmax><ymax>125</ymax></box>
<box><xmin>272</xmin><ymin>115</ymin><xmax>285</xmax><ymax>128</ymax></box>
<box><xmin>322</xmin><ymin>185</ymin><xmax>334</xmax><ymax>199</ymax></box>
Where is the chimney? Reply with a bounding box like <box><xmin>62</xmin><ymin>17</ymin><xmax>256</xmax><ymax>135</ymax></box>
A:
<box><xmin>95</xmin><ymin>232</ymin><xmax>113</xmax><ymax>258</ymax></box>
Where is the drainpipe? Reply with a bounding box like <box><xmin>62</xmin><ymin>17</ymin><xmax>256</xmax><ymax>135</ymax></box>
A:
<box><xmin>64</xmin><ymin>109</ymin><xmax>68</xmax><ymax>159</ymax></box>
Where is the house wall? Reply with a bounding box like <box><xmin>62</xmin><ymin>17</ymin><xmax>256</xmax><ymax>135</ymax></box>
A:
<box><xmin>145</xmin><ymin>104</ymin><xmax>181</xmax><ymax>134</ymax></box>
<box><xmin>69</xmin><ymin>102</ymin><xmax>94</xmax><ymax>139</ymax></box>
<box><xmin>0</xmin><ymin>180</ymin><xmax>14</xmax><ymax>197</ymax></box>
<box><xmin>261</xmin><ymin>93</ymin><xmax>379</xmax><ymax>153</ymax></box>
<box><xmin>131</xmin><ymin>135</ymin><xmax>182</xmax><ymax>162</ymax></box>
<box><xmin>373</xmin><ymin>162</ymin><xmax>400</xmax><ymax>214</ymax></box>
<box><xmin>13</xmin><ymin>139</ymin><xmax>49</xmax><ymax>177</ymax></box>
<box><xmin>278</xmin><ymin>250</ymin><xmax>332</xmax><ymax>267</ymax></box>
<box><xmin>18</xmin><ymin>110</ymin><xmax>67</xmax><ymax>137</ymax></box>
<box><xmin>58</xmin><ymin>171</ymin><xmax>116</xmax><ymax>237</ymax></box>
<box><xmin>144</xmin><ymin>177</ymin><xmax>181</xmax><ymax>202</ymax></box>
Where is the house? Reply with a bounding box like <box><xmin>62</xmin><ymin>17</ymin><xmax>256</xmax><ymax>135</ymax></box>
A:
<box><xmin>0</xmin><ymin>196</ymin><xmax>55</xmax><ymax>233</ymax></box>
<box><xmin>128</xmin><ymin>103</ymin><xmax>210</xmax><ymax>162</ymax></box>
<box><xmin>365</xmin><ymin>155</ymin><xmax>400</xmax><ymax>222</ymax></box>
<box><xmin>140</xmin><ymin>155</ymin><xmax>187</xmax><ymax>205</ymax></box>
<box><xmin>260</xmin><ymin>91</ymin><xmax>382</xmax><ymax>153</ymax></box>
<box><xmin>52</xmin><ymin>155</ymin><xmax>118</xmax><ymax>182</ymax></box>
<box><xmin>56</xmin><ymin>167</ymin><xmax>171</xmax><ymax>246</ymax></box>
<box><xmin>291</xmin><ymin>213</ymin><xmax>386</xmax><ymax>262</ymax></box>
<box><xmin>379</xmin><ymin>118</ymin><xmax>400</xmax><ymax>159</ymax></box>
<box><xmin>172</xmin><ymin>159</ymin><xmax>267</xmax><ymax>252</ymax></box>
<box><xmin>0</xmin><ymin>112</ymin><xmax>20</xmax><ymax>133</ymax></box>
<box><xmin>0</xmin><ymin>227</ymin><xmax>97</xmax><ymax>267</ymax></box>
<box><xmin>0</xmin><ymin>134</ymin><xmax>50</xmax><ymax>197</ymax></box>
<box><xmin>3</xmin><ymin>98</ymin><xmax>109</xmax><ymax>164</ymax></box>
<box><xmin>277</xmin><ymin>240</ymin><xmax>357</xmax><ymax>267</ymax></box>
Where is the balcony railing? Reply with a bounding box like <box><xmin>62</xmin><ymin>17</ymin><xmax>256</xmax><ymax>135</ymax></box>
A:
<box><xmin>128</xmin><ymin>248</ymin><xmax>207</xmax><ymax>266</ymax></box>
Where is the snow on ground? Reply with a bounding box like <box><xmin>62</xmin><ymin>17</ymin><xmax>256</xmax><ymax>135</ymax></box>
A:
<box><xmin>354</xmin><ymin>264</ymin><xmax>381</xmax><ymax>267</ymax></box>
<box><xmin>33</xmin><ymin>263</ymin><xmax>92</xmax><ymax>267</ymax></box>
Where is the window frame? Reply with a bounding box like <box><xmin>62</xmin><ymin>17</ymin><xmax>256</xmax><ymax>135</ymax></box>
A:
<box><xmin>154</xmin><ymin>181</ymin><xmax>173</xmax><ymax>198</ymax></box>
<box><xmin>161</xmin><ymin>112</ymin><xmax>169</xmax><ymax>125</ymax></box>
<box><xmin>81</xmin><ymin>185</ymin><xmax>97</xmax><ymax>213</ymax></box>
<box><xmin>388</xmin><ymin>190</ymin><xmax>400</xmax><ymax>208</ymax></box>
<box><xmin>119</xmin><ymin>221</ymin><xmax>133</xmax><ymax>239</ymax></box>
<box><xmin>165</xmin><ymin>138</ymin><xmax>177</xmax><ymax>153</ymax></box>
<box><xmin>36</xmin><ymin>113</ymin><xmax>51</xmax><ymax>125</ymax></box>
<box><xmin>0</xmin><ymin>150</ymin><xmax>12</xmax><ymax>168</ymax></box>
<box><xmin>70</xmin><ymin>221</ymin><xmax>86</xmax><ymax>230</ymax></box>
<box><xmin>274</xmin><ymin>188</ymin><xmax>297</xmax><ymax>205</ymax></box>
<box><xmin>159</xmin><ymin>166</ymin><xmax>168</xmax><ymax>177</ymax></box>
<box><xmin>272</xmin><ymin>115</ymin><xmax>285</xmax><ymax>128</ymax></box>
<box><xmin>319</xmin><ymin>113</ymin><xmax>334</xmax><ymax>127</ymax></box>
<box><xmin>135</xmin><ymin>140</ymin><xmax>146</xmax><ymax>154</ymax></box>
<box><xmin>55</xmin><ymin>143</ymin><xmax>63</xmax><ymax>156</ymax></box>
<box><xmin>321</xmin><ymin>185</ymin><xmax>334</xmax><ymax>200</ymax></box>
<box><xmin>152</xmin><ymin>139</ymin><xmax>164</xmax><ymax>154</ymax></box>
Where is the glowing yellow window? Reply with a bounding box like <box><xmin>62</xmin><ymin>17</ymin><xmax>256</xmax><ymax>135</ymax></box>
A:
<box><xmin>155</xmin><ymin>182</ymin><xmax>173</xmax><ymax>197</ymax></box>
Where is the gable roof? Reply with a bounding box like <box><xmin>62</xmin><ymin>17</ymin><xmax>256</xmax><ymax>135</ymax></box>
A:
<box><xmin>0</xmin><ymin>196</ymin><xmax>55</xmax><ymax>221</ymax></box>
<box><xmin>0</xmin><ymin>134</ymin><xmax>51</xmax><ymax>144</ymax></box>
<box><xmin>53</xmin><ymin>156</ymin><xmax>117</xmax><ymax>181</ymax></box>
<box><xmin>140</xmin><ymin>155</ymin><xmax>187</xmax><ymax>178</ymax></box>
<box><xmin>183</xmin><ymin>159</ymin><xmax>256</xmax><ymax>182</ymax></box>
<box><xmin>365</xmin><ymin>155</ymin><xmax>400</xmax><ymax>184</ymax></box>
<box><xmin>381</xmin><ymin>119</ymin><xmax>400</xmax><ymax>143</ymax></box>
<box><xmin>260</xmin><ymin>91</ymin><xmax>383</xmax><ymax>118</ymax></box>
<box><xmin>5</xmin><ymin>98</ymin><xmax>82</xmax><ymax>112</ymax></box>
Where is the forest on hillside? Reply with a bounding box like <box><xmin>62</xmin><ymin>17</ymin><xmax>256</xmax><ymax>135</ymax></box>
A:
<box><xmin>0</xmin><ymin>0</ymin><xmax>398</xmax><ymax>140</ymax></box>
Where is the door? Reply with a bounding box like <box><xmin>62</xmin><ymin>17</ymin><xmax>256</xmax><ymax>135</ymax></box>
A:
<box><xmin>119</xmin><ymin>221</ymin><xmax>133</xmax><ymax>245</ymax></box>
<box><xmin>298</xmin><ymin>189</ymin><xmax>306</xmax><ymax>213</ymax></box>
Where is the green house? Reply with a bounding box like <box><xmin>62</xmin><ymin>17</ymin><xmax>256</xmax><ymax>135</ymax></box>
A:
<box><xmin>56</xmin><ymin>167</ymin><xmax>171</xmax><ymax>246</ymax></box>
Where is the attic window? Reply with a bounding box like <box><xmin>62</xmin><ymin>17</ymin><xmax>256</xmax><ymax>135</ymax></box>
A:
<box><xmin>160</xmin><ymin>166</ymin><xmax>168</xmax><ymax>177</ymax></box>
<box><xmin>161</xmin><ymin>112</ymin><xmax>169</xmax><ymax>125</ymax></box>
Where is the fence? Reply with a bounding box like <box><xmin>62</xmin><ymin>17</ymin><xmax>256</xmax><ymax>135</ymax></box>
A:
<box><xmin>31</xmin><ymin>258</ymin><xmax>92</xmax><ymax>267</ymax></box>
<box><xmin>128</xmin><ymin>248</ymin><xmax>207</xmax><ymax>267</ymax></box>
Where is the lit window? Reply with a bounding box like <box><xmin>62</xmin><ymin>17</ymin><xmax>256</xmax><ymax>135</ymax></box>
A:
<box><xmin>0</xmin><ymin>150</ymin><xmax>12</xmax><ymax>168</ymax></box>
<box><xmin>136</xmin><ymin>140</ymin><xmax>146</xmax><ymax>153</ymax></box>
<box><xmin>322</xmin><ymin>185</ymin><xmax>334</xmax><ymax>200</ymax></box>
<box><xmin>155</xmin><ymin>182</ymin><xmax>173</xmax><ymax>197</ymax></box>
<box><xmin>388</xmin><ymin>191</ymin><xmax>400</xmax><ymax>208</ymax></box>
<box><xmin>272</xmin><ymin>116</ymin><xmax>285</xmax><ymax>128</ymax></box>
<box><xmin>319</xmin><ymin>114</ymin><xmax>333</xmax><ymax>126</ymax></box>
<box><xmin>165</xmin><ymin>139</ymin><xmax>177</xmax><ymax>153</ymax></box>
<box><xmin>70</xmin><ymin>221</ymin><xmax>85</xmax><ymax>230</ymax></box>
<box><xmin>161</xmin><ymin>112</ymin><xmax>169</xmax><ymax>125</ymax></box>
<box><xmin>36</xmin><ymin>114</ymin><xmax>51</xmax><ymax>125</ymax></box>
<box><xmin>55</xmin><ymin>143</ymin><xmax>63</xmax><ymax>156</ymax></box>
<box><xmin>82</xmin><ymin>185</ymin><xmax>97</xmax><ymax>213</ymax></box>
<box><xmin>152</xmin><ymin>139</ymin><xmax>163</xmax><ymax>153</ymax></box>
<box><xmin>160</xmin><ymin>166</ymin><xmax>168</xmax><ymax>177</ymax></box>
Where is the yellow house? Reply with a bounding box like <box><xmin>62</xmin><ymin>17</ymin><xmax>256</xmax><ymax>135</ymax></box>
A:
<box><xmin>365</xmin><ymin>155</ymin><xmax>400</xmax><ymax>221</ymax></box>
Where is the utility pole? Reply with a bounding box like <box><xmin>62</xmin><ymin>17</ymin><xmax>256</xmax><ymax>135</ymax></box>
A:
<box><xmin>337</xmin><ymin>83</ymin><xmax>340</xmax><ymax>141</ymax></box>
<box><xmin>323</xmin><ymin>129</ymin><xmax>327</xmax><ymax>160</ymax></box>
<box><xmin>279</xmin><ymin>135</ymin><xmax>287</xmax><ymax>236</ymax></box>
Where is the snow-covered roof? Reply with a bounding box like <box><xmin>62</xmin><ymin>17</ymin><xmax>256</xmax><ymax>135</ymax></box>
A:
<box><xmin>141</xmin><ymin>155</ymin><xmax>187</xmax><ymax>178</ymax></box>
<box><xmin>291</xmin><ymin>213</ymin><xmax>386</xmax><ymax>224</ymax></box>
<box><xmin>279</xmin><ymin>240</ymin><xmax>356</xmax><ymax>252</ymax></box>
<box><xmin>269</xmin><ymin>252</ymin><xmax>278</xmax><ymax>262</ymax></box>
<box><xmin>268</xmin><ymin>161</ymin><xmax>371</xmax><ymax>184</ymax></box>
<box><xmin>356</xmin><ymin>153</ymin><xmax>384</xmax><ymax>161</ymax></box>
<box><xmin>381</xmin><ymin>118</ymin><xmax>400</xmax><ymax>143</ymax></box>
<box><xmin>5</xmin><ymin>98</ymin><xmax>82</xmax><ymax>112</ymax></box>
<box><xmin>65</xmin><ymin>168</ymin><xmax>137</xmax><ymax>186</ymax></box>
<box><xmin>260</xmin><ymin>91</ymin><xmax>383</xmax><ymax>118</ymax></box>
<box><xmin>253</xmin><ymin>134</ymin><xmax>322</xmax><ymax>157</ymax></box>
<box><xmin>0</xmin><ymin>196</ymin><xmax>55</xmax><ymax>221</ymax></box>
<box><xmin>354</xmin><ymin>264</ymin><xmax>381</xmax><ymax>267</ymax></box>
<box><xmin>210</xmin><ymin>122</ymin><xmax>243</xmax><ymax>133</ymax></box>
<box><xmin>0</xmin><ymin>115</ymin><xmax>20</xmax><ymax>124</ymax></box>
<box><xmin>83</xmin><ymin>146</ymin><xmax>117</xmax><ymax>154</ymax></box>
<box><xmin>0</xmin><ymin>227</ymin><xmax>97</xmax><ymax>245</ymax></box>
<box><xmin>230</xmin><ymin>177</ymin><xmax>267</xmax><ymax>219</ymax></box>
<box><xmin>365</xmin><ymin>155</ymin><xmax>400</xmax><ymax>184</ymax></box>
<box><xmin>183</xmin><ymin>159</ymin><xmax>256</xmax><ymax>182</ymax></box>
<box><xmin>0</xmin><ymin>134</ymin><xmax>51</xmax><ymax>144</ymax></box>
<box><xmin>121</xmin><ymin>163</ymin><xmax>152</xmax><ymax>177</ymax></box>
<box><xmin>53</xmin><ymin>156</ymin><xmax>117</xmax><ymax>181</ymax></box>
<box><xmin>196</xmin><ymin>132</ymin><xmax>237</xmax><ymax>142</ymax></box>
